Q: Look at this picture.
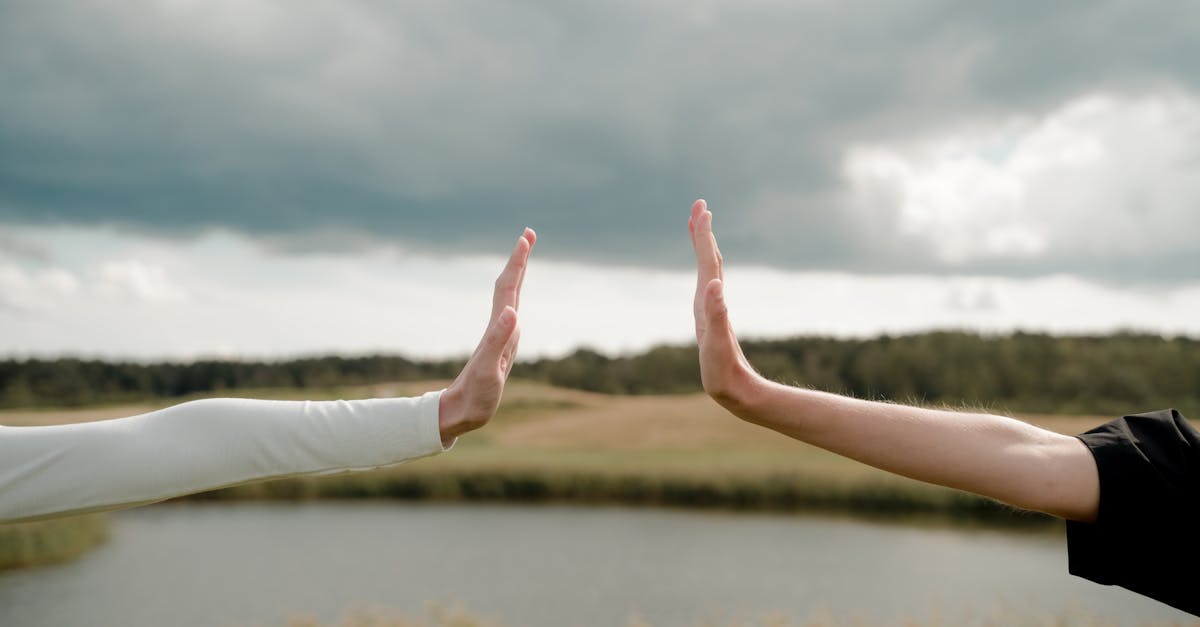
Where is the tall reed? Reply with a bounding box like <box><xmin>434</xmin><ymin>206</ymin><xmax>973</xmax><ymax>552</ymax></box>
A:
<box><xmin>186</xmin><ymin>467</ymin><xmax>1055</xmax><ymax>528</ymax></box>
<box><xmin>0</xmin><ymin>514</ymin><xmax>110</xmax><ymax>570</ymax></box>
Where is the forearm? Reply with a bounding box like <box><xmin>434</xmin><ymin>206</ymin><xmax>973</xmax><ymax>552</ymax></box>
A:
<box><xmin>687</xmin><ymin>201</ymin><xmax>1100</xmax><ymax>522</ymax></box>
<box><xmin>0</xmin><ymin>392</ymin><xmax>447</xmax><ymax>523</ymax></box>
<box><xmin>722</xmin><ymin>375</ymin><xmax>1099</xmax><ymax>521</ymax></box>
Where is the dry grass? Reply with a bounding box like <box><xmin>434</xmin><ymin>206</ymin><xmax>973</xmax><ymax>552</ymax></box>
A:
<box><xmin>279</xmin><ymin>604</ymin><xmax>1200</xmax><ymax>627</ymax></box>
<box><xmin>488</xmin><ymin>382</ymin><xmax>1110</xmax><ymax>451</ymax></box>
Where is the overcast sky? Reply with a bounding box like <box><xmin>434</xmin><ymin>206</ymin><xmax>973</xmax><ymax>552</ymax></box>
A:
<box><xmin>2</xmin><ymin>0</ymin><xmax>1199</xmax><ymax>361</ymax></box>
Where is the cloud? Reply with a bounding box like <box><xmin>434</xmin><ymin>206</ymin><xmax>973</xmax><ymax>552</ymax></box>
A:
<box><xmin>945</xmin><ymin>281</ymin><xmax>1001</xmax><ymax>313</ymax></box>
<box><xmin>843</xmin><ymin>92</ymin><xmax>1200</xmax><ymax>280</ymax></box>
<box><xmin>2</xmin><ymin>0</ymin><xmax>1200</xmax><ymax>279</ymax></box>
<box><xmin>0</xmin><ymin>263</ymin><xmax>79</xmax><ymax>314</ymax></box>
<box><xmin>94</xmin><ymin>260</ymin><xmax>188</xmax><ymax>304</ymax></box>
<box><xmin>3</xmin><ymin>226</ymin><xmax>1199</xmax><ymax>361</ymax></box>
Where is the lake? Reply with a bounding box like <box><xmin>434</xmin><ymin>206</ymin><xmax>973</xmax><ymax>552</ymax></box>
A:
<box><xmin>0</xmin><ymin>503</ymin><xmax>1192</xmax><ymax>626</ymax></box>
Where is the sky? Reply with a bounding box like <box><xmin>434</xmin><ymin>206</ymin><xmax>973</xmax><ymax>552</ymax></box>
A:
<box><xmin>2</xmin><ymin>0</ymin><xmax>1199</xmax><ymax>361</ymax></box>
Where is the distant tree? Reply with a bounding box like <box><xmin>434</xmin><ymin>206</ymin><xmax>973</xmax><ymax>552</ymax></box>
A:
<box><xmin>1</xmin><ymin>333</ymin><xmax>1196</xmax><ymax>416</ymax></box>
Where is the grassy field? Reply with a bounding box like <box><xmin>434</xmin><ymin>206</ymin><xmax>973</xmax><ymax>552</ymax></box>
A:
<box><xmin>0</xmin><ymin>379</ymin><xmax>1116</xmax><ymax>529</ymax></box>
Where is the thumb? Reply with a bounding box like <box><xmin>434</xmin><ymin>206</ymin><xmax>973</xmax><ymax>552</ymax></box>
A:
<box><xmin>478</xmin><ymin>306</ymin><xmax>519</xmax><ymax>368</ymax></box>
<box><xmin>704</xmin><ymin>278</ymin><xmax>729</xmax><ymax>329</ymax></box>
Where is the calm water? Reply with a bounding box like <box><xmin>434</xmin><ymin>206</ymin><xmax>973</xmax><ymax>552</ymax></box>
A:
<box><xmin>0</xmin><ymin>503</ymin><xmax>1192</xmax><ymax>626</ymax></box>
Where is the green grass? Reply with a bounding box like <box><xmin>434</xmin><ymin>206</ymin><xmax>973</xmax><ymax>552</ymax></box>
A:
<box><xmin>0</xmin><ymin>514</ymin><xmax>110</xmax><ymax>570</ymax></box>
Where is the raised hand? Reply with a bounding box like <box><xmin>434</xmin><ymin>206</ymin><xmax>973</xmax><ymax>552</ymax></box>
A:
<box><xmin>688</xmin><ymin>200</ymin><xmax>760</xmax><ymax>411</ymax></box>
<box><xmin>438</xmin><ymin>228</ymin><xmax>537</xmax><ymax>441</ymax></box>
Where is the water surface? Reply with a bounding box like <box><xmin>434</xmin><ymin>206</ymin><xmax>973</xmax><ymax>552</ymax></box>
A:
<box><xmin>0</xmin><ymin>503</ymin><xmax>1191</xmax><ymax>626</ymax></box>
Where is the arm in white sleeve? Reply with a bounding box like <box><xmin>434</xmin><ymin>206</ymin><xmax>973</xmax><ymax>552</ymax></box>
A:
<box><xmin>0</xmin><ymin>391</ymin><xmax>449</xmax><ymax>523</ymax></box>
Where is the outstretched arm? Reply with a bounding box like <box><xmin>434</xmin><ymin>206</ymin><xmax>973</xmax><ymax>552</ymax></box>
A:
<box><xmin>687</xmin><ymin>199</ymin><xmax>1099</xmax><ymax>522</ymax></box>
<box><xmin>0</xmin><ymin>228</ymin><xmax>536</xmax><ymax>524</ymax></box>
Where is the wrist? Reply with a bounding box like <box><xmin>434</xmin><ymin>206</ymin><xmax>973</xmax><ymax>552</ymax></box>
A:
<box><xmin>438</xmin><ymin>385</ymin><xmax>470</xmax><ymax>441</ymax></box>
<box><xmin>706</xmin><ymin>361</ymin><xmax>765</xmax><ymax>418</ymax></box>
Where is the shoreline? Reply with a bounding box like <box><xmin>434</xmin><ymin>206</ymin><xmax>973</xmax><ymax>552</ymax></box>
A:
<box><xmin>180</xmin><ymin>465</ymin><xmax>1057</xmax><ymax>529</ymax></box>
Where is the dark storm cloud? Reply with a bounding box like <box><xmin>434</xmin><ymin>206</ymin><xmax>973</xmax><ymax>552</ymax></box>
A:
<box><xmin>2</xmin><ymin>0</ymin><xmax>1199</xmax><ymax>278</ymax></box>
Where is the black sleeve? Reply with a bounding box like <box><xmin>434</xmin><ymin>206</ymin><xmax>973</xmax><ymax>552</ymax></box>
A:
<box><xmin>1065</xmin><ymin>409</ymin><xmax>1200</xmax><ymax>616</ymax></box>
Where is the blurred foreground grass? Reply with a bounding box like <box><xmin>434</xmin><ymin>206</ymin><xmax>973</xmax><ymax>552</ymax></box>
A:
<box><xmin>0</xmin><ymin>514</ymin><xmax>109</xmax><ymax>570</ymax></box>
<box><xmin>282</xmin><ymin>605</ymin><xmax>1200</xmax><ymax>627</ymax></box>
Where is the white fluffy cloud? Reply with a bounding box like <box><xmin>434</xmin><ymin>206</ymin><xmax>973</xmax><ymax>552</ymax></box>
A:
<box><xmin>844</xmin><ymin>92</ymin><xmax>1200</xmax><ymax>273</ymax></box>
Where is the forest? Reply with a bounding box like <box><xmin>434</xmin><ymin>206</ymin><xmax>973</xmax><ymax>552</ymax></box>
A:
<box><xmin>2</xmin><ymin>331</ymin><xmax>1197</xmax><ymax>416</ymax></box>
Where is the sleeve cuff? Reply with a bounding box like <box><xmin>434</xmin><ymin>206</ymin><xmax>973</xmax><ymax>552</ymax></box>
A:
<box><xmin>357</xmin><ymin>389</ymin><xmax>455</xmax><ymax>469</ymax></box>
<box><xmin>419</xmin><ymin>389</ymin><xmax>457</xmax><ymax>453</ymax></box>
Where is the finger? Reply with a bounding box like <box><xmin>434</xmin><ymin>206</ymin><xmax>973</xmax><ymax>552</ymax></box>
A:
<box><xmin>690</xmin><ymin>201</ymin><xmax>724</xmax><ymax>330</ymax></box>
<box><xmin>690</xmin><ymin>201</ymin><xmax>723</xmax><ymax>286</ymax></box>
<box><xmin>688</xmin><ymin>198</ymin><xmax>706</xmax><ymax>238</ymax></box>
<box><xmin>704</xmin><ymin>278</ymin><xmax>729</xmax><ymax>330</ymax></box>
<box><xmin>699</xmin><ymin>211</ymin><xmax>723</xmax><ymax>282</ymax></box>
<box><xmin>492</xmin><ymin>233</ymin><xmax>533</xmax><ymax>319</ymax></box>
<box><xmin>500</xmin><ymin>326</ymin><xmax>522</xmax><ymax>377</ymax></box>
<box><xmin>513</xmin><ymin>228</ymin><xmax>537</xmax><ymax>311</ymax></box>
<box><xmin>701</xmin><ymin>278</ymin><xmax>750</xmax><ymax>378</ymax></box>
<box><xmin>689</xmin><ymin>199</ymin><xmax>707</xmax><ymax>307</ymax></box>
<box><xmin>688</xmin><ymin>199</ymin><xmax>704</xmax><ymax>238</ymax></box>
<box><xmin>477</xmin><ymin>306</ymin><xmax>519</xmax><ymax>370</ymax></box>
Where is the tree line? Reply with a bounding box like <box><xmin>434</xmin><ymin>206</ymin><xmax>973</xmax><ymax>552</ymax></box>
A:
<box><xmin>0</xmin><ymin>355</ymin><xmax>461</xmax><ymax>409</ymax></box>
<box><xmin>2</xmin><ymin>331</ymin><xmax>1197</xmax><ymax>416</ymax></box>
<box><xmin>520</xmin><ymin>332</ymin><xmax>1200</xmax><ymax>416</ymax></box>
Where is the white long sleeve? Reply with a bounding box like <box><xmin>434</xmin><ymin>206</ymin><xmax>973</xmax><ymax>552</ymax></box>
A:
<box><xmin>0</xmin><ymin>391</ymin><xmax>448</xmax><ymax>523</ymax></box>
